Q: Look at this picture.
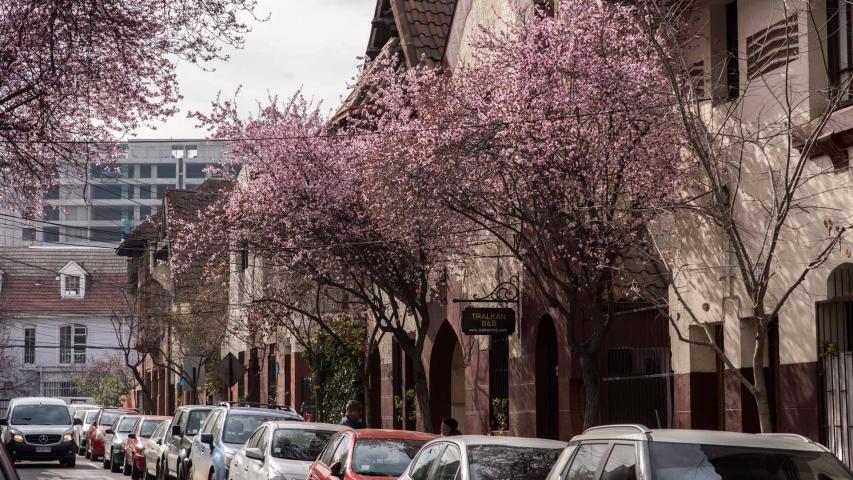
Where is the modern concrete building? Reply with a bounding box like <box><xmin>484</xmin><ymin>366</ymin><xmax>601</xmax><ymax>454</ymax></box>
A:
<box><xmin>0</xmin><ymin>140</ymin><xmax>226</xmax><ymax>246</ymax></box>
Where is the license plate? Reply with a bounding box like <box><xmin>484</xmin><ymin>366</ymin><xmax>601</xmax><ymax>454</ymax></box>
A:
<box><xmin>36</xmin><ymin>446</ymin><xmax>50</xmax><ymax>453</ymax></box>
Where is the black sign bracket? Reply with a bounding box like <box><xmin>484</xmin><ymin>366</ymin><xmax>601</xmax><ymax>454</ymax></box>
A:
<box><xmin>452</xmin><ymin>275</ymin><xmax>519</xmax><ymax>304</ymax></box>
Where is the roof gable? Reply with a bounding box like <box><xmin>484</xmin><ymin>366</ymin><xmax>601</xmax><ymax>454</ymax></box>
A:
<box><xmin>58</xmin><ymin>260</ymin><xmax>88</xmax><ymax>277</ymax></box>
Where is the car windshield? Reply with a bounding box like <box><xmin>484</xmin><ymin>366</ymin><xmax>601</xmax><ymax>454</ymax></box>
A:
<box><xmin>140</xmin><ymin>421</ymin><xmax>164</xmax><ymax>438</ymax></box>
<box><xmin>11</xmin><ymin>405</ymin><xmax>71</xmax><ymax>425</ymax></box>
<box><xmin>100</xmin><ymin>412</ymin><xmax>120</xmax><ymax>426</ymax></box>
<box><xmin>649</xmin><ymin>442</ymin><xmax>853</xmax><ymax>479</ymax></box>
<box><xmin>271</xmin><ymin>428</ymin><xmax>336</xmax><ymax>461</ymax></box>
<box><xmin>352</xmin><ymin>438</ymin><xmax>426</xmax><ymax>477</ymax></box>
<box><xmin>468</xmin><ymin>445</ymin><xmax>562</xmax><ymax>480</ymax></box>
<box><xmin>117</xmin><ymin>416</ymin><xmax>139</xmax><ymax>433</ymax></box>
<box><xmin>185</xmin><ymin>410</ymin><xmax>210</xmax><ymax>437</ymax></box>
<box><xmin>84</xmin><ymin>410</ymin><xmax>98</xmax><ymax>423</ymax></box>
<box><xmin>222</xmin><ymin>414</ymin><xmax>293</xmax><ymax>444</ymax></box>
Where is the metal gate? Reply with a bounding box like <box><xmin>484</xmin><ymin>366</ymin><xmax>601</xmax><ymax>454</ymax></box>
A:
<box><xmin>819</xmin><ymin>299</ymin><xmax>853</xmax><ymax>466</ymax></box>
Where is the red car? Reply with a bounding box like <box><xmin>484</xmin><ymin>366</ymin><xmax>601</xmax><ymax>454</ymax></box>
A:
<box><xmin>123</xmin><ymin>415</ymin><xmax>170</xmax><ymax>479</ymax></box>
<box><xmin>307</xmin><ymin>429</ymin><xmax>436</xmax><ymax>480</ymax></box>
<box><xmin>86</xmin><ymin>408</ymin><xmax>137</xmax><ymax>461</ymax></box>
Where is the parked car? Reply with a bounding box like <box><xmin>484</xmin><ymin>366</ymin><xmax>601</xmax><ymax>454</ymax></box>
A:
<box><xmin>0</xmin><ymin>441</ymin><xmax>21</xmax><ymax>480</ymax></box>
<box><xmin>547</xmin><ymin>424</ymin><xmax>853</xmax><ymax>480</ymax></box>
<box><xmin>188</xmin><ymin>404</ymin><xmax>304</xmax><ymax>480</ymax></box>
<box><xmin>68</xmin><ymin>403</ymin><xmax>100</xmax><ymax>419</ymax></box>
<box><xmin>0</xmin><ymin>397</ymin><xmax>77</xmax><ymax>467</ymax></box>
<box><xmin>228</xmin><ymin>421</ymin><xmax>346</xmax><ymax>480</ymax></box>
<box><xmin>399</xmin><ymin>435</ymin><xmax>566</xmax><ymax>480</ymax></box>
<box><xmin>125</xmin><ymin>416</ymin><xmax>171</xmax><ymax>478</ymax></box>
<box><xmin>74</xmin><ymin>409</ymin><xmax>99</xmax><ymax>455</ymax></box>
<box><xmin>87</xmin><ymin>407</ymin><xmax>137</xmax><ymax>461</ymax></box>
<box><xmin>307</xmin><ymin>429</ymin><xmax>436</xmax><ymax>480</ymax></box>
<box><xmin>161</xmin><ymin>405</ymin><xmax>213</xmax><ymax>480</ymax></box>
<box><xmin>105</xmin><ymin>414</ymin><xmax>142</xmax><ymax>471</ymax></box>
<box><xmin>143</xmin><ymin>420</ymin><xmax>173</xmax><ymax>480</ymax></box>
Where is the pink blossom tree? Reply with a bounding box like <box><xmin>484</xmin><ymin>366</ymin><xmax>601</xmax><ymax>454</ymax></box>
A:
<box><xmin>174</xmin><ymin>95</ymin><xmax>466</xmax><ymax>433</ymax></box>
<box><xmin>347</xmin><ymin>1</ymin><xmax>685</xmax><ymax>428</ymax></box>
<box><xmin>0</xmin><ymin>0</ymin><xmax>258</xmax><ymax>205</ymax></box>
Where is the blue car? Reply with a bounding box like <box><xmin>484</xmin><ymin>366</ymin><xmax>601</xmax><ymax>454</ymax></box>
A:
<box><xmin>186</xmin><ymin>403</ymin><xmax>303</xmax><ymax>480</ymax></box>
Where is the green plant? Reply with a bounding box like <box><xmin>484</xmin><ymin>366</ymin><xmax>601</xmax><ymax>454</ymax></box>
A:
<box><xmin>309</xmin><ymin>317</ymin><xmax>365</xmax><ymax>422</ymax></box>
<box><xmin>491</xmin><ymin>397</ymin><xmax>509</xmax><ymax>431</ymax></box>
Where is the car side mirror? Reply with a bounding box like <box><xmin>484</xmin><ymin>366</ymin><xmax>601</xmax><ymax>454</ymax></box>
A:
<box><xmin>73</xmin><ymin>418</ymin><xmax>83</xmax><ymax>426</ymax></box>
<box><xmin>106</xmin><ymin>429</ymin><xmax>114</xmax><ymax>435</ymax></box>
<box><xmin>245</xmin><ymin>447</ymin><xmax>264</xmax><ymax>461</ymax></box>
<box><xmin>128</xmin><ymin>433</ymin><xmax>136</xmax><ymax>439</ymax></box>
<box><xmin>171</xmin><ymin>425</ymin><xmax>182</xmax><ymax>436</ymax></box>
<box><xmin>199</xmin><ymin>433</ymin><xmax>213</xmax><ymax>445</ymax></box>
<box><xmin>329</xmin><ymin>461</ymin><xmax>344</xmax><ymax>479</ymax></box>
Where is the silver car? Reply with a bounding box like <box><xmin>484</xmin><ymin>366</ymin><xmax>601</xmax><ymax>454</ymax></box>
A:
<box><xmin>546</xmin><ymin>424</ymin><xmax>853</xmax><ymax>479</ymax></box>
<box><xmin>105</xmin><ymin>414</ymin><xmax>141</xmax><ymax>472</ymax></box>
<box><xmin>398</xmin><ymin>435</ymin><xmax>566</xmax><ymax>480</ymax></box>
<box><xmin>143</xmin><ymin>420</ymin><xmax>172</xmax><ymax>480</ymax></box>
<box><xmin>229</xmin><ymin>421</ymin><xmax>347</xmax><ymax>480</ymax></box>
<box><xmin>74</xmin><ymin>409</ymin><xmax>99</xmax><ymax>455</ymax></box>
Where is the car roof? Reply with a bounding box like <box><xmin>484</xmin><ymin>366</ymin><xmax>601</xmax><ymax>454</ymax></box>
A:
<box><xmin>351</xmin><ymin>429</ymin><xmax>438</xmax><ymax>441</ymax></box>
<box><xmin>573</xmin><ymin>426</ymin><xmax>826</xmax><ymax>452</ymax></box>
<box><xmin>176</xmin><ymin>405</ymin><xmax>212</xmax><ymax>411</ymax></box>
<box><xmin>10</xmin><ymin>397</ymin><xmax>68</xmax><ymax>406</ymax></box>
<box><xmin>265</xmin><ymin>421</ymin><xmax>347</xmax><ymax>432</ymax></box>
<box><xmin>102</xmin><ymin>408</ymin><xmax>138</xmax><ymax>413</ymax></box>
<box><xmin>438</xmin><ymin>435</ymin><xmax>567</xmax><ymax>449</ymax></box>
<box><xmin>223</xmin><ymin>407</ymin><xmax>302</xmax><ymax>419</ymax></box>
<box><xmin>139</xmin><ymin>416</ymin><xmax>171</xmax><ymax>421</ymax></box>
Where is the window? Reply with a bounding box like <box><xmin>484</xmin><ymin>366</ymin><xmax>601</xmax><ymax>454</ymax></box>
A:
<box><xmin>42</xmin><ymin>381</ymin><xmax>80</xmax><ymax>397</ymax></box>
<box><xmin>171</xmin><ymin>146</ymin><xmax>185</xmax><ymax>159</ymax></box>
<box><xmin>563</xmin><ymin>444</ymin><xmax>609</xmax><ymax>480</ymax></box>
<box><xmin>140</xmin><ymin>420</ymin><xmax>163</xmax><ymax>438</ymax></box>
<box><xmin>137</xmin><ymin>185</ymin><xmax>154</xmax><ymax>199</ymax></box>
<box><xmin>409</xmin><ymin>443</ymin><xmax>444</xmax><ymax>480</ymax></box>
<box><xmin>489</xmin><ymin>334</ymin><xmax>510</xmax><ymax>431</ymax></box>
<box><xmin>240</xmin><ymin>245</ymin><xmax>249</xmax><ymax>271</ymax></box>
<box><xmin>271</xmin><ymin>428</ymin><xmax>336</xmax><ymax>461</ymax></box>
<box><xmin>118</xmin><ymin>416</ymin><xmax>140</xmax><ymax>433</ymax></box>
<box><xmin>24</xmin><ymin>328</ymin><xmax>35</xmax><ymax>364</ymax></box>
<box><xmin>59</xmin><ymin>324</ymin><xmax>86</xmax><ymax>364</ymax></box>
<box><xmin>433</xmin><ymin>444</ymin><xmax>461</xmax><ymax>480</ymax></box>
<box><xmin>186</xmin><ymin>163</ymin><xmax>208</xmax><ymax>179</ymax></box>
<box><xmin>201</xmin><ymin>411</ymin><xmax>221</xmax><ymax>434</ymax></box>
<box><xmin>139</xmin><ymin>206</ymin><xmax>153</xmax><ymax>220</ymax></box>
<box><xmin>828</xmin><ymin>0</ymin><xmax>853</xmax><ymax>104</ymax></box>
<box><xmin>139</xmin><ymin>164</ymin><xmax>152</xmax><ymax>178</ymax></box>
<box><xmin>157</xmin><ymin>164</ymin><xmax>177</xmax><ymax>178</ymax></box>
<box><xmin>43</xmin><ymin>206</ymin><xmax>59</xmax><ymax>221</ymax></box>
<box><xmin>92</xmin><ymin>206</ymin><xmax>132</xmax><ymax>222</ymax></box>
<box><xmin>43</xmin><ymin>227</ymin><xmax>60</xmax><ymax>243</ymax></box>
<box><xmin>222</xmin><ymin>414</ymin><xmax>288</xmax><ymax>445</ymax></box>
<box><xmin>91</xmin><ymin>184</ymin><xmax>127</xmax><ymax>199</ymax></box>
<box><xmin>185</xmin><ymin>409</ymin><xmax>210</xmax><ymax>436</ymax></box>
<box><xmin>256</xmin><ymin>427</ymin><xmax>270</xmax><ymax>453</ymax></box>
<box><xmin>246</xmin><ymin>426</ymin><xmax>265</xmax><ymax>449</ymax></box>
<box><xmin>156</xmin><ymin>184</ymin><xmax>175</xmax><ymax>199</ymax></box>
<box><xmin>319</xmin><ymin>436</ymin><xmax>342</xmax><ymax>466</ymax></box>
<box><xmin>22</xmin><ymin>228</ymin><xmax>35</xmax><ymax>241</ymax></box>
<box><xmin>64</xmin><ymin>275</ymin><xmax>81</xmax><ymax>296</ymax></box>
<box><xmin>601</xmin><ymin>445</ymin><xmax>637</xmax><ymax>480</ymax></box>
<box><xmin>187</xmin><ymin>146</ymin><xmax>198</xmax><ymax>159</ymax></box>
<box><xmin>352</xmin><ymin>438</ymin><xmax>426</xmax><ymax>477</ymax></box>
<box><xmin>89</xmin><ymin>227</ymin><xmax>124</xmax><ymax>243</ymax></box>
<box><xmin>330</xmin><ymin>435</ymin><xmax>351</xmax><ymax>468</ymax></box>
<box><xmin>725</xmin><ymin>1</ymin><xmax>739</xmax><ymax>100</ymax></box>
<box><xmin>45</xmin><ymin>186</ymin><xmax>60</xmax><ymax>199</ymax></box>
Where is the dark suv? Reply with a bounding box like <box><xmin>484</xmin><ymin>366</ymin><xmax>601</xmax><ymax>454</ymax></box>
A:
<box><xmin>161</xmin><ymin>405</ymin><xmax>212</xmax><ymax>480</ymax></box>
<box><xmin>0</xmin><ymin>397</ymin><xmax>77</xmax><ymax>467</ymax></box>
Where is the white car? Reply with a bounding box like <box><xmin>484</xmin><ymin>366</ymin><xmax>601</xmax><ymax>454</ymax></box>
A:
<box><xmin>228</xmin><ymin>421</ymin><xmax>348</xmax><ymax>480</ymax></box>
<box><xmin>546</xmin><ymin>425</ymin><xmax>853</xmax><ymax>479</ymax></box>
<box><xmin>398</xmin><ymin>435</ymin><xmax>566</xmax><ymax>480</ymax></box>
<box><xmin>74</xmin><ymin>409</ymin><xmax>99</xmax><ymax>455</ymax></box>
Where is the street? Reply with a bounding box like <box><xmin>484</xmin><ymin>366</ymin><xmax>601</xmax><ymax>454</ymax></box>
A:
<box><xmin>15</xmin><ymin>459</ymin><xmax>122</xmax><ymax>480</ymax></box>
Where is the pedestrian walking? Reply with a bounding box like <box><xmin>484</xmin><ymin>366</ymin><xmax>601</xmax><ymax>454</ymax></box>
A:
<box><xmin>339</xmin><ymin>400</ymin><xmax>365</xmax><ymax>429</ymax></box>
<box><xmin>440</xmin><ymin>417</ymin><xmax>461</xmax><ymax>436</ymax></box>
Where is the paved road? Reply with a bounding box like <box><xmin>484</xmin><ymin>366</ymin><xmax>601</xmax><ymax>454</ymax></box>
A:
<box><xmin>15</xmin><ymin>458</ymin><xmax>126</xmax><ymax>480</ymax></box>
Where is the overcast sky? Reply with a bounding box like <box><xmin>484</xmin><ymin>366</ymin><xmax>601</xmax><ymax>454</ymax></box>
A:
<box><xmin>133</xmin><ymin>0</ymin><xmax>376</xmax><ymax>139</ymax></box>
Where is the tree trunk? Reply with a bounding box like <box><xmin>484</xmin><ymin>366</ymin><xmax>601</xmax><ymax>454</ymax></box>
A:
<box><xmin>410</xmin><ymin>357</ymin><xmax>434</xmax><ymax>433</ymax></box>
<box><xmin>579</xmin><ymin>351</ymin><xmax>602</xmax><ymax>429</ymax></box>
<box><xmin>752</xmin><ymin>326</ymin><xmax>774</xmax><ymax>432</ymax></box>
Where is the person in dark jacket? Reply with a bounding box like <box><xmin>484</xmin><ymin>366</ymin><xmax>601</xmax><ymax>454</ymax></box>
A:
<box><xmin>339</xmin><ymin>400</ymin><xmax>365</xmax><ymax>429</ymax></box>
<box><xmin>440</xmin><ymin>417</ymin><xmax>461</xmax><ymax>436</ymax></box>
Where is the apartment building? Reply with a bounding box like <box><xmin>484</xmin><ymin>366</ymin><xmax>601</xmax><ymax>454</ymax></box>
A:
<box><xmin>0</xmin><ymin>140</ymin><xmax>226</xmax><ymax>246</ymax></box>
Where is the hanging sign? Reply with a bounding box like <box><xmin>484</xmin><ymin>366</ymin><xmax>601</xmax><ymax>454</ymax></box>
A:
<box><xmin>461</xmin><ymin>307</ymin><xmax>516</xmax><ymax>335</ymax></box>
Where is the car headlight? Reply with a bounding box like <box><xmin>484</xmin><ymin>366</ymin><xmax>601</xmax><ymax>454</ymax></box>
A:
<box><xmin>63</xmin><ymin>433</ymin><xmax>73</xmax><ymax>442</ymax></box>
<box><xmin>13</xmin><ymin>434</ymin><xmax>23</xmax><ymax>443</ymax></box>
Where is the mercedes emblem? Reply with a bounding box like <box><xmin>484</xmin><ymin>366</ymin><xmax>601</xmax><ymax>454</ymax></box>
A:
<box><xmin>38</xmin><ymin>435</ymin><xmax>48</xmax><ymax>444</ymax></box>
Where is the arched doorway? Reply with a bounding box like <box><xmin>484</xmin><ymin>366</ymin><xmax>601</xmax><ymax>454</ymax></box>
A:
<box><xmin>536</xmin><ymin>316</ymin><xmax>559</xmax><ymax>439</ymax></box>
<box><xmin>430</xmin><ymin>321</ymin><xmax>466</xmax><ymax>433</ymax></box>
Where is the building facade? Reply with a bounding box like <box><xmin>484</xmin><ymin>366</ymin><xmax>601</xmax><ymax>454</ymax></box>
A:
<box><xmin>0</xmin><ymin>246</ymin><xmax>127</xmax><ymax>405</ymax></box>
<box><xmin>0</xmin><ymin>140</ymin><xmax>225</xmax><ymax>247</ymax></box>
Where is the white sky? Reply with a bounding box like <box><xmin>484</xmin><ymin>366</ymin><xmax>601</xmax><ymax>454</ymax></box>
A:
<box><xmin>133</xmin><ymin>0</ymin><xmax>376</xmax><ymax>139</ymax></box>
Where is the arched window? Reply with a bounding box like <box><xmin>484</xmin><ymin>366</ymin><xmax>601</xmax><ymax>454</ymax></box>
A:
<box><xmin>59</xmin><ymin>324</ymin><xmax>87</xmax><ymax>364</ymax></box>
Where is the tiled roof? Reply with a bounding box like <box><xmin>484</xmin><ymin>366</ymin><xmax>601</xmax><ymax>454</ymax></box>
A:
<box><xmin>0</xmin><ymin>247</ymin><xmax>126</xmax><ymax>314</ymax></box>
<box><xmin>392</xmin><ymin>0</ymin><xmax>457</xmax><ymax>65</ymax></box>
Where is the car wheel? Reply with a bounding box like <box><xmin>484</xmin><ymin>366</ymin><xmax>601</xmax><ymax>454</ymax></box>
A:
<box><xmin>61</xmin><ymin>456</ymin><xmax>76</xmax><ymax>468</ymax></box>
<box><xmin>112</xmin><ymin>453</ymin><xmax>123</xmax><ymax>472</ymax></box>
<box><xmin>104</xmin><ymin>450</ymin><xmax>112</xmax><ymax>469</ymax></box>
